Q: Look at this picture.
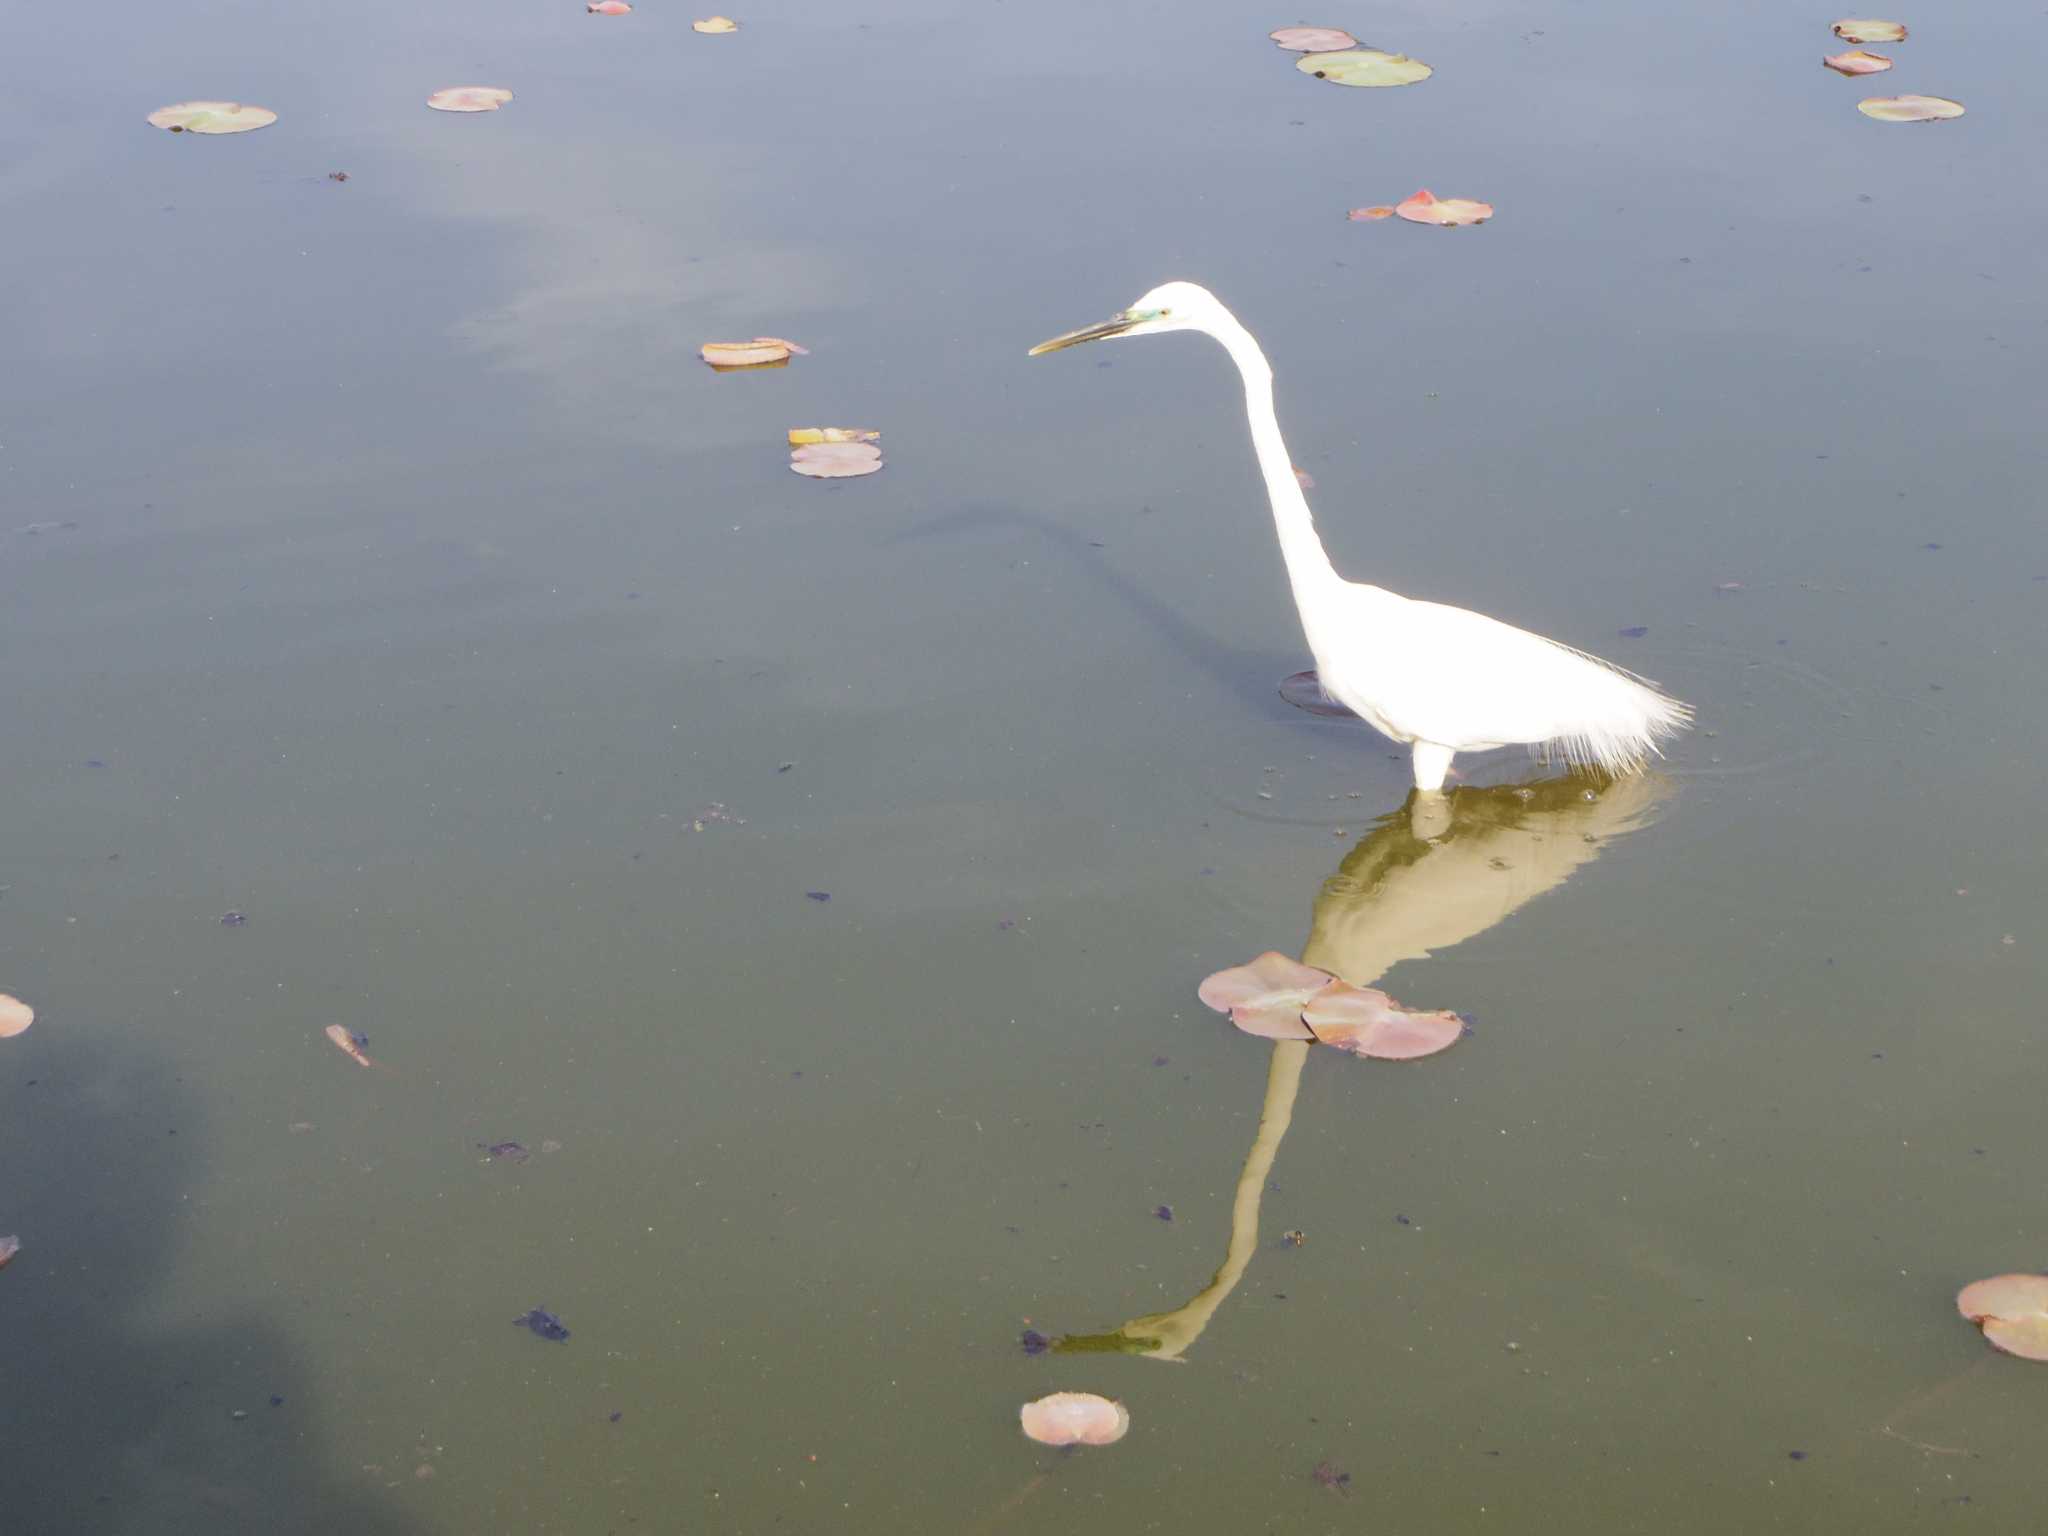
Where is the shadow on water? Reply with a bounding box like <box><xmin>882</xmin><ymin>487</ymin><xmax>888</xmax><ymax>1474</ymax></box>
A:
<box><xmin>0</xmin><ymin>1033</ymin><xmax>419</xmax><ymax>1536</ymax></box>
<box><xmin>888</xmin><ymin>502</ymin><xmax>1302</xmax><ymax>708</ymax></box>
<box><xmin>1037</xmin><ymin>771</ymin><xmax>1672</xmax><ymax>1363</ymax></box>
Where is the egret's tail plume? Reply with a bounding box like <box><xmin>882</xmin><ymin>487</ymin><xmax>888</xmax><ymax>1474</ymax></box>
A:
<box><xmin>1546</xmin><ymin>667</ymin><xmax>1692</xmax><ymax>777</ymax></box>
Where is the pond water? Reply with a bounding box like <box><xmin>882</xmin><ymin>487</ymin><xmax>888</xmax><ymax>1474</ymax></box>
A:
<box><xmin>5</xmin><ymin>0</ymin><xmax>2047</xmax><ymax>1530</ymax></box>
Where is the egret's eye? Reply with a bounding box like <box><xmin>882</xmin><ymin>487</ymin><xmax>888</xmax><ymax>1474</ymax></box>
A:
<box><xmin>1159</xmin><ymin>308</ymin><xmax>1172</xmax><ymax>317</ymax></box>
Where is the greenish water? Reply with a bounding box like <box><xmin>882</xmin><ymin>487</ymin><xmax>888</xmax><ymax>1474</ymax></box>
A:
<box><xmin>6</xmin><ymin>0</ymin><xmax>2048</xmax><ymax>1530</ymax></box>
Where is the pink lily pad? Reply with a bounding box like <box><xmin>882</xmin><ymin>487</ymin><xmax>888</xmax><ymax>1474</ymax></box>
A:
<box><xmin>0</xmin><ymin>1234</ymin><xmax>18</xmax><ymax>1271</ymax></box>
<box><xmin>588</xmin><ymin>1</ymin><xmax>632</xmax><ymax>12</ymax></box>
<box><xmin>1279</xmin><ymin>670</ymin><xmax>1361</xmax><ymax>720</ymax></box>
<box><xmin>1957</xmin><ymin>1274</ymin><xmax>2048</xmax><ymax>1361</ymax></box>
<box><xmin>427</xmin><ymin>87</ymin><xmax>514</xmax><ymax>113</ymax></box>
<box><xmin>1301</xmin><ymin>982</ymin><xmax>1463</xmax><ymax>1060</ymax></box>
<box><xmin>1832</xmin><ymin>18</ymin><xmax>1906</xmax><ymax>43</ymax></box>
<box><xmin>1269</xmin><ymin>26</ymin><xmax>1357</xmax><ymax>52</ymax></box>
<box><xmin>1396</xmin><ymin>189</ymin><xmax>1493</xmax><ymax>227</ymax></box>
<box><xmin>0</xmin><ymin>994</ymin><xmax>32</xmax><ymax>1039</ymax></box>
<box><xmin>790</xmin><ymin>442</ymin><xmax>883</xmax><ymax>479</ymax></box>
<box><xmin>1197</xmin><ymin>952</ymin><xmax>1333</xmax><ymax>1040</ymax></box>
<box><xmin>1823</xmin><ymin>48</ymin><xmax>1892</xmax><ymax>74</ymax></box>
<box><xmin>1019</xmin><ymin>1392</ymin><xmax>1130</xmax><ymax>1446</ymax></box>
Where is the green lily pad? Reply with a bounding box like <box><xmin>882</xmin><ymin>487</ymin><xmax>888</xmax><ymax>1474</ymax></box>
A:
<box><xmin>147</xmin><ymin>101</ymin><xmax>277</xmax><ymax>135</ymax></box>
<box><xmin>1296</xmin><ymin>48</ymin><xmax>1432</xmax><ymax>87</ymax></box>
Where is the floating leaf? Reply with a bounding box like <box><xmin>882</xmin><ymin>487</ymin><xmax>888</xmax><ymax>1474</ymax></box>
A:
<box><xmin>1296</xmin><ymin>49</ymin><xmax>1432</xmax><ymax>87</ymax></box>
<box><xmin>1832</xmin><ymin>18</ymin><xmax>1906</xmax><ymax>42</ymax></box>
<box><xmin>790</xmin><ymin>442</ymin><xmax>883</xmax><ymax>479</ymax></box>
<box><xmin>1197</xmin><ymin>952</ymin><xmax>1334</xmax><ymax>1040</ymax></box>
<box><xmin>1396</xmin><ymin>189</ymin><xmax>1493</xmax><ymax>226</ymax></box>
<box><xmin>1957</xmin><ymin>1274</ymin><xmax>2048</xmax><ymax>1361</ymax></box>
<box><xmin>1301</xmin><ymin>982</ymin><xmax>1463</xmax><ymax>1060</ymax></box>
<box><xmin>1858</xmin><ymin>94</ymin><xmax>1963</xmax><ymax>120</ymax></box>
<box><xmin>147</xmin><ymin>101</ymin><xmax>277</xmax><ymax>135</ymax></box>
<box><xmin>0</xmin><ymin>994</ymin><xmax>32</xmax><ymax>1040</ymax></box>
<box><xmin>0</xmin><ymin>1234</ymin><xmax>17</xmax><ymax>1270</ymax></box>
<box><xmin>1269</xmin><ymin>25</ymin><xmax>1357</xmax><ymax>52</ymax></box>
<box><xmin>702</xmin><ymin>340</ymin><xmax>792</xmax><ymax>368</ymax></box>
<box><xmin>1279</xmin><ymin>669</ymin><xmax>1360</xmax><ymax>720</ymax></box>
<box><xmin>427</xmin><ymin>87</ymin><xmax>514</xmax><ymax>113</ymax></box>
<box><xmin>694</xmin><ymin>15</ymin><xmax>738</xmax><ymax>31</ymax></box>
<box><xmin>1823</xmin><ymin>48</ymin><xmax>1892</xmax><ymax>74</ymax></box>
<box><xmin>588</xmin><ymin>0</ymin><xmax>632</xmax><ymax>12</ymax></box>
<box><xmin>324</xmin><ymin>1023</ymin><xmax>376</xmax><ymax>1068</ymax></box>
<box><xmin>787</xmin><ymin>427</ymin><xmax>876</xmax><ymax>445</ymax></box>
<box><xmin>1019</xmin><ymin>1392</ymin><xmax>1130</xmax><ymax>1447</ymax></box>
<box><xmin>1347</xmin><ymin>205</ymin><xmax>1396</xmax><ymax>221</ymax></box>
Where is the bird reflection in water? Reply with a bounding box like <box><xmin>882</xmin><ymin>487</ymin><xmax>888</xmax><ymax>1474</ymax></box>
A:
<box><xmin>1035</xmin><ymin>771</ymin><xmax>1671</xmax><ymax>1362</ymax></box>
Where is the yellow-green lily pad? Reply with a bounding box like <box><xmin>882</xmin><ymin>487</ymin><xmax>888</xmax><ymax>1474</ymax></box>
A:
<box><xmin>1296</xmin><ymin>48</ymin><xmax>1431</xmax><ymax>87</ymax></box>
<box><xmin>147</xmin><ymin>101</ymin><xmax>277</xmax><ymax>135</ymax></box>
<box><xmin>1857</xmin><ymin>94</ymin><xmax>1963</xmax><ymax>121</ymax></box>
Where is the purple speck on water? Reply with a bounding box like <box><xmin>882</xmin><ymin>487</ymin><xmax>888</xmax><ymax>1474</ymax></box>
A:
<box><xmin>1788</xmin><ymin>1450</ymin><xmax>1808</xmax><ymax>1462</ymax></box>
<box><xmin>997</xmin><ymin>918</ymin><xmax>1016</xmax><ymax>931</ymax></box>
<box><xmin>268</xmin><ymin>1394</ymin><xmax>285</xmax><ymax>1408</ymax></box>
<box><xmin>609</xmin><ymin>1411</ymin><xmax>624</xmax><ymax>1423</ymax></box>
<box><xmin>1154</xmin><ymin>1204</ymin><xmax>1174</xmax><ymax>1222</ymax></box>
<box><xmin>805</xmin><ymin>891</ymin><xmax>830</xmax><ymax>903</ymax></box>
<box><xmin>1152</xmin><ymin>1055</ymin><xmax>1170</xmax><ymax>1067</ymax></box>
<box><xmin>1618</xmin><ymin>625</ymin><xmax>1649</xmax><ymax>639</ymax></box>
<box><xmin>220</xmin><ymin>912</ymin><xmax>247</xmax><ymax>926</ymax></box>
<box><xmin>1396</xmin><ymin>1214</ymin><xmax>1411</xmax><ymax>1225</ymax></box>
<box><xmin>86</xmin><ymin>759</ymin><xmax>107</xmax><ymax>769</ymax></box>
<box><xmin>1019</xmin><ymin>1329</ymin><xmax>1051</xmax><ymax>1356</ymax></box>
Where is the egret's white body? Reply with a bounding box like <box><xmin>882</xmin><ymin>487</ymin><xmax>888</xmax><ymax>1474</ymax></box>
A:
<box><xmin>1030</xmin><ymin>281</ymin><xmax>1691</xmax><ymax>791</ymax></box>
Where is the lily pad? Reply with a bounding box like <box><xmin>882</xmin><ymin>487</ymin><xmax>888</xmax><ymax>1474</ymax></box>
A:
<box><xmin>1857</xmin><ymin>94</ymin><xmax>1963</xmax><ymax>120</ymax></box>
<box><xmin>1019</xmin><ymin>1392</ymin><xmax>1129</xmax><ymax>1446</ymax></box>
<box><xmin>1832</xmin><ymin>18</ymin><xmax>1906</xmax><ymax>42</ymax></box>
<box><xmin>702</xmin><ymin>340</ymin><xmax>792</xmax><ymax>368</ymax></box>
<box><xmin>1301</xmin><ymin>982</ymin><xmax>1463</xmax><ymax>1060</ymax></box>
<box><xmin>788</xmin><ymin>427</ymin><xmax>875</xmax><ymax>445</ymax></box>
<box><xmin>1396</xmin><ymin>189</ymin><xmax>1492</xmax><ymax>226</ymax></box>
<box><xmin>1957</xmin><ymin>1274</ymin><xmax>2048</xmax><ymax>1361</ymax></box>
<box><xmin>790</xmin><ymin>442</ymin><xmax>883</xmax><ymax>478</ymax></box>
<box><xmin>1197</xmin><ymin>952</ymin><xmax>1334</xmax><ymax>1040</ymax></box>
<box><xmin>0</xmin><ymin>1235</ymin><xmax>17</xmax><ymax>1271</ymax></box>
<box><xmin>694</xmin><ymin>15</ymin><xmax>738</xmax><ymax>31</ymax></box>
<box><xmin>1269</xmin><ymin>26</ymin><xmax>1357</xmax><ymax>52</ymax></box>
<box><xmin>147</xmin><ymin>101</ymin><xmax>277</xmax><ymax>135</ymax></box>
<box><xmin>1347</xmin><ymin>205</ymin><xmax>1396</xmax><ymax>221</ymax></box>
<box><xmin>1296</xmin><ymin>49</ymin><xmax>1432</xmax><ymax>87</ymax></box>
<box><xmin>426</xmin><ymin>87</ymin><xmax>514</xmax><ymax>113</ymax></box>
<box><xmin>0</xmin><ymin>994</ymin><xmax>32</xmax><ymax>1039</ymax></box>
<box><xmin>588</xmin><ymin>1</ymin><xmax>632</xmax><ymax>12</ymax></box>
<box><xmin>1823</xmin><ymin>48</ymin><xmax>1892</xmax><ymax>74</ymax></box>
<box><xmin>1279</xmin><ymin>669</ymin><xmax>1360</xmax><ymax>720</ymax></box>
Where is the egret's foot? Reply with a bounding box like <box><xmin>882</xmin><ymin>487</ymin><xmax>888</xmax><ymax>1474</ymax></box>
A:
<box><xmin>1411</xmin><ymin>742</ymin><xmax>1455</xmax><ymax>793</ymax></box>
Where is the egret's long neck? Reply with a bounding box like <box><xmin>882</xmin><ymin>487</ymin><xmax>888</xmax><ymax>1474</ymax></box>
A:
<box><xmin>1208</xmin><ymin>311</ymin><xmax>1342</xmax><ymax>607</ymax></box>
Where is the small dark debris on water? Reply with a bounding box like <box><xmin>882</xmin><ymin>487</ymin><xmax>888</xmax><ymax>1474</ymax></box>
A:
<box><xmin>609</xmin><ymin>1410</ymin><xmax>624</xmax><ymax>1423</ymax></box>
<box><xmin>86</xmin><ymin>759</ymin><xmax>107</xmax><ymax>769</ymax></box>
<box><xmin>1281</xmin><ymin>1228</ymin><xmax>1306</xmax><ymax>1248</ymax></box>
<box><xmin>1020</xmin><ymin>1329</ymin><xmax>1051</xmax><ymax>1356</ymax></box>
<box><xmin>1396</xmin><ymin>1213</ymin><xmax>1411</xmax><ymax>1226</ymax></box>
<box><xmin>220</xmin><ymin>912</ymin><xmax>247</xmax><ymax>926</ymax></box>
<box><xmin>1618</xmin><ymin>625</ymin><xmax>1649</xmax><ymax>639</ymax></box>
<box><xmin>1311</xmin><ymin>1460</ymin><xmax>1352</xmax><ymax>1495</ymax></box>
<box><xmin>1922</xmin><ymin>543</ymin><xmax>1942</xmax><ymax>551</ymax></box>
<box><xmin>513</xmin><ymin>1308</ymin><xmax>571</xmax><ymax>1342</ymax></box>
<box><xmin>805</xmin><ymin>891</ymin><xmax>830</xmax><ymax>903</ymax></box>
<box><xmin>480</xmin><ymin>1140</ymin><xmax>530</xmax><ymax>1163</ymax></box>
<box><xmin>327</xmin><ymin>170</ymin><xmax>349</xmax><ymax>182</ymax></box>
<box><xmin>1787</xmin><ymin>1450</ymin><xmax>1807</xmax><ymax>1462</ymax></box>
<box><xmin>777</xmin><ymin>762</ymin><xmax>795</xmax><ymax>773</ymax></box>
<box><xmin>1154</xmin><ymin>1204</ymin><xmax>1174</xmax><ymax>1223</ymax></box>
<box><xmin>1152</xmin><ymin>1055</ymin><xmax>1170</xmax><ymax>1067</ymax></box>
<box><xmin>269</xmin><ymin>1394</ymin><xmax>285</xmax><ymax>1408</ymax></box>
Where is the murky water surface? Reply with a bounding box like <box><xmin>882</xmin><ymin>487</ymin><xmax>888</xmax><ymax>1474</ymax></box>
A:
<box><xmin>6</xmin><ymin>0</ymin><xmax>2048</xmax><ymax>1530</ymax></box>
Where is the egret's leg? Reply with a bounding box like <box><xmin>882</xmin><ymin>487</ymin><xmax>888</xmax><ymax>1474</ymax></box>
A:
<box><xmin>1411</xmin><ymin>741</ymin><xmax>1454</xmax><ymax>793</ymax></box>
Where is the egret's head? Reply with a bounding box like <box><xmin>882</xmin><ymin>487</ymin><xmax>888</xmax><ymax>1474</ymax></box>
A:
<box><xmin>1029</xmin><ymin>281</ymin><xmax>1223</xmax><ymax>356</ymax></box>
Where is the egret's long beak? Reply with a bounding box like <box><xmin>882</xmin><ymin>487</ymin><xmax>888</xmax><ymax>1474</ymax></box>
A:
<box><xmin>1028</xmin><ymin>311</ymin><xmax>1139</xmax><ymax>356</ymax></box>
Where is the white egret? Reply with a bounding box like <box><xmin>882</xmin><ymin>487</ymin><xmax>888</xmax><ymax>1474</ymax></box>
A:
<box><xmin>1030</xmin><ymin>281</ymin><xmax>1691</xmax><ymax>791</ymax></box>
